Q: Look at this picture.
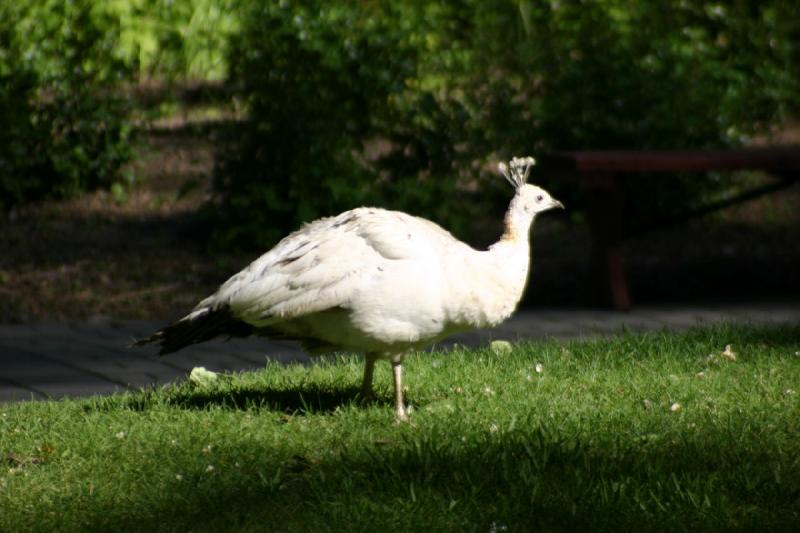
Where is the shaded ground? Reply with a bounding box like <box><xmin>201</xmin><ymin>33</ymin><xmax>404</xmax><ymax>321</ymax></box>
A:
<box><xmin>0</xmin><ymin>121</ymin><xmax>254</xmax><ymax>322</ymax></box>
<box><xmin>1</xmin><ymin>94</ymin><xmax>798</xmax><ymax>323</ymax></box>
<box><xmin>527</xmin><ymin>184</ymin><xmax>800</xmax><ymax>307</ymax></box>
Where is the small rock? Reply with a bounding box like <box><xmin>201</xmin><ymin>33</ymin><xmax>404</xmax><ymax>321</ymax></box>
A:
<box><xmin>189</xmin><ymin>367</ymin><xmax>218</xmax><ymax>387</ymax></box>
<box><xmin>490</xmin><ymin>340</ymin><xmax>513</xmax><ymax>356</ymax></box>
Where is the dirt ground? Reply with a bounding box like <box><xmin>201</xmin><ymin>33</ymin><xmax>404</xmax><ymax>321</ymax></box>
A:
<box><xmin>1</xmin><ymin>115</ymin><xmax>798</xmax><ymax>323</ymax></box>
<box><xmin>0</xmin><ymin>125</ymin><xmax>253</xmax><ymax>323</ymax></box>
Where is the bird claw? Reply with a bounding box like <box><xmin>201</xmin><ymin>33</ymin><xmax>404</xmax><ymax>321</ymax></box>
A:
<box><xmin>394</xmin><ymin>411</ymin><xmax>410</xmax><ymax>424</ymax></box>
<box><xmin>358</xmin><ymin>390</ymin><xmax>375</xmax><ymax>405</ymax></box>
<box><xmin>393</xmin><ymin>402</ymin><xmax>412</xmax><ymax>423</ymax></box>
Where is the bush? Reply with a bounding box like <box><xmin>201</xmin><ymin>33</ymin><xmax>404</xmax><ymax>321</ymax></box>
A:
<box><xmin>452</xmin><ymin>1</ymin><xmax>800</xmax><ymax>222</ymax></box>
<box><xmin>213</xmin><ymin>2</ymin><xmax>487</xmax><ymax>249</ymax></box>
<box><xmin>112</xmin><ymin>0</ymin><xmax>242</xmax><ymax>81</ymax></box>
<box><xmin>0</xmin><ymin>31</ymin><xmax>42</xmax><ymax>205</ymax></box>
<box><xmin>0</xmin><ymin>1</ymin><xmax>134</xmax><ymax>208</ymax></box>
<box><xmin>213</xmin><ymin>0</ymin><xmax>800</xmax><ymax>249</ymax></box>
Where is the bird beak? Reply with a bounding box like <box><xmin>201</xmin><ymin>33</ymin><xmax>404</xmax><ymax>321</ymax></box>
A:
<box><xmin>552</xmin><ymin>199</ymin><xmax>564</xmax><ymax>210</ymax></box>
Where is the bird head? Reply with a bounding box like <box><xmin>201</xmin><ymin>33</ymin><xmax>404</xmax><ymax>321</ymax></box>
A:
<box><xmin>515</xmin><ymin>183</ymin><xmax>564</xmax><ymax>215</ymax></box>
<box><xmin>499</xmin><ymin>156</ymin><xmax>564</xmax><ymax>215</ymax></box>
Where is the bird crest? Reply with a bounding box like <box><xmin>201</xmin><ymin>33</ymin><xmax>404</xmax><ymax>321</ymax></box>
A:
<box><xmin>498</xmin><ymin>156</ymin><xmax>536</xmax><ymax>190</ymax></box>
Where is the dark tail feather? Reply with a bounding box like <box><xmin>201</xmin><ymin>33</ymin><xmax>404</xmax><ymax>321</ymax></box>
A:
<box><xmin>133</xmin><ymin>306</ymin><xmax>253</xmax><ymax>355</ymax></box>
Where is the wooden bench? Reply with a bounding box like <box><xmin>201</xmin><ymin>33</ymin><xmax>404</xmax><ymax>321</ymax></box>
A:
<box><xmin>537</xmin><ymin>148</ymin><xmax>800</xmax><ymax>310</ymax></box>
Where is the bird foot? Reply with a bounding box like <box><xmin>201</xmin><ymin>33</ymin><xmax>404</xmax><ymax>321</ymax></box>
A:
<box><xmin>394</xmin><ymin>404</ymin><xmax>411</xmax><ymax>423</ymax></box>
<box><xmin>358</xmin><ymin>389</ymin><xmax>375</xmax><ymax>405</ymax></box>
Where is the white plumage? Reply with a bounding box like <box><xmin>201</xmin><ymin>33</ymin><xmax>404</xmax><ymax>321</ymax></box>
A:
<box><xmin>137</xmin><ymin>156</ymin><xmax>562</xmax><ymax>420</ymax></box>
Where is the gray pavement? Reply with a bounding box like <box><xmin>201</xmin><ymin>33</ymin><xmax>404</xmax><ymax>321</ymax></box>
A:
<box><xmin>1</xmin><ymin>303</ymin><xmax>798</xmax><ymax>403</ymax></box>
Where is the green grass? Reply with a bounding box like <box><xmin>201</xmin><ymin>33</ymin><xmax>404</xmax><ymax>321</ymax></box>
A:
<box><xmin>2</xmin><ymin>324</ymin><xmax>799</xmax><ymax>532</ymax></box>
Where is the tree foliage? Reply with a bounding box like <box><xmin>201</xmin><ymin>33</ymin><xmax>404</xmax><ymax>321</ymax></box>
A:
<box><xmin>111</xmin><ymin>0</ymin><xmax>242</xmax><ymax>81</ymax></box>
<box><xmin>212</xmin><ymin>0</ymin><xmax>800</xmax><ymax>249</ymax></box>
<box><xmin>3</xmin><ymin>0</ymin><xmax>797</xmax><ymax>232</ymax></box>
<box><xmin>0</xmin><ymin>0</ymin><xmax>241</xmax><ymax>208</ymax></box>
<box><xmin>0</xmin><ymin>1</ymin><xmax>134</xmax><ymax>208</ymax></box>
<box><xmin>213</xmin><ymin>2</ymin><xmax>480</xmax><ymax>248</ymax></box>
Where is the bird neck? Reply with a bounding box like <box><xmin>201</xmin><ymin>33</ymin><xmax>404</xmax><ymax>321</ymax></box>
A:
<box><xmin>489</xmin><ymin>224</ymin><xmax>532</xmax><ymax>276</ymax></box>
<box><xmin>492</xmin><ymin>193</ymin><xmax>538</xmax><ymax>305</ymax></box>
<box><xmin>444</xmin><ymin>200</ymin><xmax>535</xmax><ymax>330</ymax></box>
<box><xmin>499</xmin><ymin>193</ymin><xmax>536</xmax><ymax>244</ymax></box>
<box><xmin>481</xmin><ymin>197</ymin><xmax>536</xmax><ymax>318</ymax></box>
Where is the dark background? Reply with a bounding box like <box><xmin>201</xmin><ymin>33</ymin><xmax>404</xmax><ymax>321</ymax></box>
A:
<box><xmin>1</xmin><ymin>0</ymin><xmax>798</xmax><ymax>322</ymax></box>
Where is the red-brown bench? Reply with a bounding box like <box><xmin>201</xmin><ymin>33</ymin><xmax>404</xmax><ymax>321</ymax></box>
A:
<box><xmin>537</xmin><ymin>148</ymin><xmax>800</xmax><ymax>310</ymax></box>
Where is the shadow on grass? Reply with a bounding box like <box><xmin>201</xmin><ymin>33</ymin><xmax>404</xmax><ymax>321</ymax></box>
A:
<box><xmin>97</xmin><ymin>381</ymin><xmax>391</xmax><ymax>416</ymax></box>
<box><xmin>167</xmin><ymin>383</ymin><xmax>370</xmax><ymax>414</ymax></box>
<box><xmin>51</xmin><ymin>412</ymin><xmax>800</xmax><ymax>532</ymax></box>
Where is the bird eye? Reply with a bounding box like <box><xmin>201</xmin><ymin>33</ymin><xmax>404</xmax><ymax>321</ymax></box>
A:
<box><xmin>536</xmin><ymin>195</ymin><xmax>544</xmax><ymax>202</ymax></box>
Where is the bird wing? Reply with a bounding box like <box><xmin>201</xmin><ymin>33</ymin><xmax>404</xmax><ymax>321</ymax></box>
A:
<box><xmin>194</xmin><ymin>208</ymin><xmax>464</xmax><ymax>327</ymax></box>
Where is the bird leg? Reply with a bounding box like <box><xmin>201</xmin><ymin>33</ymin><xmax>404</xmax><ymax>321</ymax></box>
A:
<box><xmin>360</xmin><ymin>353</ymin><xmax>377</xmax><ymax>403</ymax></box>
<box><xmin>392</xmin><ymin>360</ymin><xmax>408</xmax><ymax>422</ymax></box>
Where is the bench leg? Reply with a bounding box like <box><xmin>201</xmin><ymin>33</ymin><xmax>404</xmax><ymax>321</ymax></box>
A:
<box><xmin>585</xmin><ymin>174</ymin><xmax>631</xmax><ymax>311</ymax></box>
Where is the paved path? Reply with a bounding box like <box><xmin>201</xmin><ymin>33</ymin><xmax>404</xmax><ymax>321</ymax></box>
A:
<box><xmin>1</xmin><ymin>303</ymin><xmax>798</xmax><ymax>403</ymax></box>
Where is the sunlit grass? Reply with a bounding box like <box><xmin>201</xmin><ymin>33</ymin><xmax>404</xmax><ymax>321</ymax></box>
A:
<box><xmin>1</xmin><ymin>324</ymin><xmax>799</xmax><ymax>532</ymax></box>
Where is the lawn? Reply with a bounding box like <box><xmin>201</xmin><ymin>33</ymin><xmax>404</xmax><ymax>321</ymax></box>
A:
<box><xmin>1</xmin><ymin>324</ymin><xmax>799</xmax><ymax>532</ymax></box>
